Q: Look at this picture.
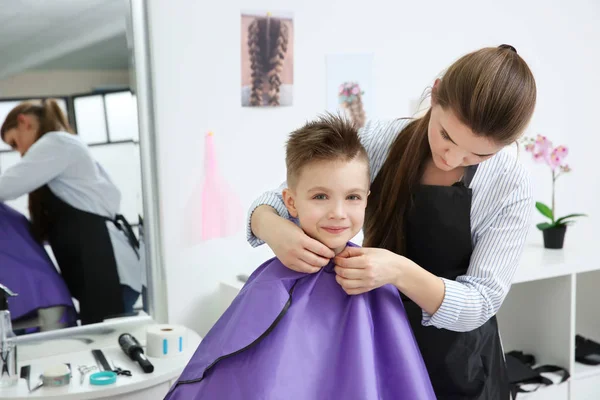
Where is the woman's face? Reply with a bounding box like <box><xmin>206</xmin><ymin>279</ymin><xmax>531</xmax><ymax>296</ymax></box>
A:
<box><xmin>3</xmin><ymin>114</ymin><xmax>39</xmax><ymax>156</ymax></box>
<box><xmin>427</xmin><ymin>104</ymin><xmax>503</xmax><ymax>171</ymax></box>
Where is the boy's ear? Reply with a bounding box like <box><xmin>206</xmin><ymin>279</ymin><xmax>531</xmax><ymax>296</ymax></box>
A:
<box><xmin>282</xmin><ymin>188</ymin><xmax>299</xmax><ymax>218</ymax></box>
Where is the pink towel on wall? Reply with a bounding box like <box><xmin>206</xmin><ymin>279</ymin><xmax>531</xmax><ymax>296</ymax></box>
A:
<box><xmin>185</xmin><ymin>132</ymin><xmax>243</xmax><ymax>245</ymax></box>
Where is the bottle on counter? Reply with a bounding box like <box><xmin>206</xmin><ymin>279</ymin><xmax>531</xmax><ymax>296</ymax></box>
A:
<box><xmin>0</xmin><ymin>283</ymin><xmax>18</xmax><ymax>388</ymax></box>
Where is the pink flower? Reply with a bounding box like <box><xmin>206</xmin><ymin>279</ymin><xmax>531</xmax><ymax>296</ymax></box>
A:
<box><xmin>548</xmin><ymin>152</ymin><xmax>561</xmax><ymax>170</ymax></box>
<box><xmin>548</xmin><ymin>146</ymin><xmax>568</xmax><ymax>170</ymax></box>
<box><xmin>352</xmin><ymin>86</ymin><xmax>359</xmax><ymax>95</ymax></box>
<box><xmin>533</xmin><ymin>134</ymin><xmax>552</xmax><ymax>160</ymax></box>
<box><xmin>554</xmin><ymin>145</ymin><xmax>568</xmax><ymax>157</ymax></box>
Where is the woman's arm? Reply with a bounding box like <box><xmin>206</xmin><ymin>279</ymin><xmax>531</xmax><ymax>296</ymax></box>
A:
<box><xmin>392</xmin><ymin>258</ymin><xmax>446</xmax><ymax>315</ymax></box>
<box><xmin>246</xmin><ymin>182</ymin><xmax>290</xmax><ymax>247</ymax></box>
<box><xmin>0</xmin><ymin>134</ymin><xmax>72</xmax><ymax>201</ymax></box>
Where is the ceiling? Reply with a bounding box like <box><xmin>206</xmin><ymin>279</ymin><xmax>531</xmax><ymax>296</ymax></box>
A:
<box><xmin>31</xmin><ymin>34</ymin><xmax>130</xmax><ymax>70</ymax></box>
<box><xmin>0</xmin><ymin>0</ymin><xmax>130</xmax><ymax>78</ymax></box>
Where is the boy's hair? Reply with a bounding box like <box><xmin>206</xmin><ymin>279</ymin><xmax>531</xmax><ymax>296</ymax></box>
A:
<box><xmin>285</xmin><ymin>113</ymin><xmax>368</xmax><ymax>188</ymax></box>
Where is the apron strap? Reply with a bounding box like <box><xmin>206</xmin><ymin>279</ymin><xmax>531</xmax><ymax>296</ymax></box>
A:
<box><xmin>112</xmin><ymin>214</ymin><xmax>140</xmax><ymax>260</ymax></box>
<box><xmin>461</xmin><ymin>164</ymin><xmax>478</xmax><ymax>187</ymax></box>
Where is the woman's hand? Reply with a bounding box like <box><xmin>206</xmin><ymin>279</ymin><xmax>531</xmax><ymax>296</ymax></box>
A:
<box><xmin>334</xmin><ymin>246</ymin><xmax>403</xmax><ymax>295</ymax></box>
<box><xmin>253</xmin><ymin>206</ymin><xmax>335</xmax><ymax>273</ymax></box>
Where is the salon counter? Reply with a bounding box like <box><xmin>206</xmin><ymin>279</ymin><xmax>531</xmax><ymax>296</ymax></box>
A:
<box><xmin>0</xmin><ymin>320</ymin><xmax>201</xmax><ymax>400</ymax></box>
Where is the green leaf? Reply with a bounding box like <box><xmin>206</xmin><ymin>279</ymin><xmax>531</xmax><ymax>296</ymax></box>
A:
<box><xmin>535</xmin><ymin>202</ymin><xmax>554</xmax><ymax>220</ymax></box>
<box><xmin>536</xmin><ymin>222</ymin><xmax>554</xmax><ymax>230</ymax></box>
<box><xmin>555</xmin><ymin>213</ymin><xmax>588</xmax><ymax>225</ymax></box>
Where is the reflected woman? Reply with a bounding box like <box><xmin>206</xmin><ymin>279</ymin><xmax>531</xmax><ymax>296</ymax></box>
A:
<box><xmin>0</xmin><ymin>99</ymin><xmax>144</xmax><ymax>325</ymax></box>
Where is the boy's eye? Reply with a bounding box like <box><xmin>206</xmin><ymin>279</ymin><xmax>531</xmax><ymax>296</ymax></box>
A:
<box><xmin>313</xmin><ymin>194</ymin><xmax>327</xmax><ymax>200</ymax></box>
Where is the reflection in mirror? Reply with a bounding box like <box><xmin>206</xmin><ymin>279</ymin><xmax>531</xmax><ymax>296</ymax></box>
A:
<box><xmin>0</xmin><ymin>0</ymin><xmax>149</xmax><ymax>336</ymax></box>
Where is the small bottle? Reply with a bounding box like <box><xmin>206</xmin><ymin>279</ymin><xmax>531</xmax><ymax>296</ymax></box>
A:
<box><xmin>0</xmin><ymin>284</ymin><xmax>18</xmax><ymax>388</ymax></box>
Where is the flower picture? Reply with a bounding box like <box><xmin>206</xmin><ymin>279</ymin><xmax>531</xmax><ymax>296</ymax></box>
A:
<box><xmin>337</xmin><ymin>82</ymin><xmax>366</xmax><ymax>128</ymax></box>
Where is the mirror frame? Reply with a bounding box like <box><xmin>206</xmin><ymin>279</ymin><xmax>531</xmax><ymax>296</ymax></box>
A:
<box><xmin>14</xmin><ymin>0</ymin><xmax>168</xmax><ymax>344</ymax></box>
<box><xmin>129</xmin><ymin>0</ymin><xmax>168</xmax><ymax>325</ymax></box>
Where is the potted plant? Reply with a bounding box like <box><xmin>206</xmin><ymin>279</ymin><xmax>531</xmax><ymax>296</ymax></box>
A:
<box><xmin>522</xmin><ymin>134</ymin><xmax>587</xmax><ymax>249</ymax></box>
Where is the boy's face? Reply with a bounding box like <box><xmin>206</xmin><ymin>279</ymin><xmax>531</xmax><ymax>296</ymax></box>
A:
<box><xmin>283</xmin><ymin>157</ymin><xmax>370</xmax><ymax>255</ymax></box>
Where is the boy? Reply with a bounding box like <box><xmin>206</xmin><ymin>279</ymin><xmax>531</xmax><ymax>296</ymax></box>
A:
<box><xmin>165</xmin><ymin>114</ymin><xmax>435</xmax><ymax>400</ymax></box>
<box><xmin>281</xmin><ymin>113</ymin><xmax>370</xmax><ymax>256</ymax></box>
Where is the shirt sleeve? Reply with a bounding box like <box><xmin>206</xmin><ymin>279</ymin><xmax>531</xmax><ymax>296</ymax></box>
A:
<box><xmin>421</xmin><ymin>168</ymin><xmax>534</xmax><ymax>332</ymax></box>
<box><xmin>0</xmin><ymin>134</ymin><xmax>73</xmax><ymax>201</ymax></box>
<box><xmin>245</xmin><ymin>119</ymin><xmax>406</xmax><ymax>247</ymax></box>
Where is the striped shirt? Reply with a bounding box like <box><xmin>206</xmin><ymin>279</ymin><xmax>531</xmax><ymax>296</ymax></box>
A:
<box><xmin>246</xmin><ymin>119</ymin><xmax>533</xmax><ymax>332</ymax></box>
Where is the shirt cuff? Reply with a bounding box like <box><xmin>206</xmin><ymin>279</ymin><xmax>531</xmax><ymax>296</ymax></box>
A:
<box><xmin>246</xmin><ymin>193</ymin><xmax>291</xmax><ymax>248</ymax></box>
<box><xmin>421</xmin><ymin>278</ymin><xmax>465</xmax><ymax>328</ymax></box>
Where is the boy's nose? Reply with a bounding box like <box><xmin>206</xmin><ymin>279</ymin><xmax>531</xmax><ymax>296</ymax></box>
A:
<box><xmin>328</xmin><ymin>202</ymin><xmax>346</xmax><ymax>218</ymax></box>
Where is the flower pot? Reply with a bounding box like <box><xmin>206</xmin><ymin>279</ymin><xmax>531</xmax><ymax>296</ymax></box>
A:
<box><xmin>543</xmin><ymin>225</ymin><xmax>567</xmax><ymax>249</ymax></box>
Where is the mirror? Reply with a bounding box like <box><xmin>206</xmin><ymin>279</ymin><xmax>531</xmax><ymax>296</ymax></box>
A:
<box><xmin>0</xmin><ymin>0</ymin><xmax>163</xmax><ymax>340</ymax></box>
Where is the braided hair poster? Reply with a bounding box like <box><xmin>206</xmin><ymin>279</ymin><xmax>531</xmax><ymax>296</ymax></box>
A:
<box><xmin>241</xmin><ymin>11</ymin><xmax>294</xmax><ymax>107</ymax></box>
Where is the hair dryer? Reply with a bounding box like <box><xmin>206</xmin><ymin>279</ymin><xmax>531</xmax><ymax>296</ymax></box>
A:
<box><xmin>118</xmin><ymin>333</ymin><xmax>154</xmax><ymax>373</ymax></box>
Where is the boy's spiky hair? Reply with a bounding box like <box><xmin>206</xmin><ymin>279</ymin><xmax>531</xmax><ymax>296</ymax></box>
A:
<box><xmin>285</xmin><ymin>113</ymin><xmax>368</xmax><ymax>187</ymax></box>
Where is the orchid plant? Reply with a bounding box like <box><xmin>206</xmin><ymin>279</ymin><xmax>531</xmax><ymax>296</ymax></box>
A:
<box><xmin>522</xmin><ymin>134</ymin><xmax>587</xmax><ymax>230</ymax></box>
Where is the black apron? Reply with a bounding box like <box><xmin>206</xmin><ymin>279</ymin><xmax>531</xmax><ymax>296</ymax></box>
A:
<box><xmin>402</xmin><ymin>166</ymin><xmax>510</xmax><ymax>400</ymax></box>
<box><xmin>40</xmin><ymin>186</ymin><xmax>139</xmax><ymax>325</ymax></box>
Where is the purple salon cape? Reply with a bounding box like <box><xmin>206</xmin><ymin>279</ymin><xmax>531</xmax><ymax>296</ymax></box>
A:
<box><xmin>165</xmin><ymin>243</ymin><xmax>436</xmax><ymax>400</ymax></box>
<box><xmin>0</xmin><ymin>203</ymin><xmax>76</xmax><ymax>325</ymax></box>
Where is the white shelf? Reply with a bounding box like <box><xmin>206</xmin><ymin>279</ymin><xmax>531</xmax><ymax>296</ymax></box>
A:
<box><xmin>516</xmin><ymin>382</ymin><xmax>569</xmax><ymax>400</ymax></box>
<box><xmin>574</xmin><ymin>362</ymin><xmax>600</xmax><ymax>380</ymax></box>
<box><xmin>513</xmin><ymin>242</ymin><xmax>597</xmax><ymax>284</ymax></box>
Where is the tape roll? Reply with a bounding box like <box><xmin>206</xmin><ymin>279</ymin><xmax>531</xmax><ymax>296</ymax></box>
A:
<box><xmin>146</xmin><ymin>324</ymin><xmax>187</xmax><ymax>358</ymax></box>
<box><xmin>41</xmin><ymin>364</ymin><xmax>71</xmax><ymax>387</ymax></box>
<box><xmin>90</xmin><ymin>371</ymin><xmax>117</xmax><ymax>386</ymax></box>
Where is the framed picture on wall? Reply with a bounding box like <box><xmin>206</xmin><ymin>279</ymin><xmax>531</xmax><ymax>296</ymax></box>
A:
<box><xmin>326</xmin><ymin>54</ymin><xmax>374</xmax><ymax>129</ymax></box>
<box><xmin>241</xmin><ymin>10</ymin><xmax>294</xmax><ymax>107</ymax></box>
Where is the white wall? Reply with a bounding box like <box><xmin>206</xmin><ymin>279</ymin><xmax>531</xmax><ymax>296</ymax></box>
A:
<box><xmin>146</xmin><ymin>0</ymin><xmax>600</xmax><ymax>336</ymax></box>
<box><xmin>0</xmin><ymin>69</ymin><xmax>130</xmax><ymax>97</ymax></box>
